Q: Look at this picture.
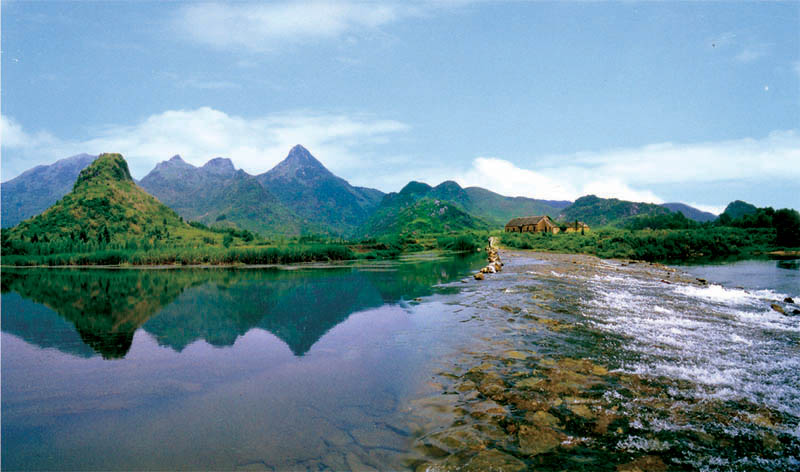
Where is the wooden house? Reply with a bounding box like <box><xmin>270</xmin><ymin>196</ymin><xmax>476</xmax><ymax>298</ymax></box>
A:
<box><xmin>504</xmin><ymin>215</ymin><xmax>560</xmax><ymax>234</ymax></box>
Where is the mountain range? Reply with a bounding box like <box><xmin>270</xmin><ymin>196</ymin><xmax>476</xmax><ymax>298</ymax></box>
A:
<box><xmin>5</xmin><ymin>153</ymin><xmax>221</xmax><ymax>246</ymax></box>
<box><xmin>138</xmin><ymin>155</ymin><xmax>301</xmax><ymax>235</ymax></box>
<box><xmin>2</xmin><ymin>145</ymin><xmax>724</xmax><ymax>236</ymax></box>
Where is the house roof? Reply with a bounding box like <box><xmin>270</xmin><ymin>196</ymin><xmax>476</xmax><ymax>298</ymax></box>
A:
<box><xmin>505</xmin><ymin>215</ymin><xmax>552</xmax><ymax>227</ymax></box>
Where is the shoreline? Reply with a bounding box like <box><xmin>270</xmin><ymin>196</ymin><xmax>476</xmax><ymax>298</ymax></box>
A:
<box><xmin>0</xmin><ymin>250</ymin><xmax>472</xmax><ymax>270</ymax></box>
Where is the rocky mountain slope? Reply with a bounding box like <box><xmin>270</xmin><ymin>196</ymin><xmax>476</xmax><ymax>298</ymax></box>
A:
<box><xmin>660</xmin><ymin>203</ymin><xmax>717</xmax><ymax>222</ymax></box>
<box><xmin>2</xmin><ymin>153</ymin><xmax>96</xmax><ymax>227</ymax></box>
<box><xmin>139</xmin><ymin>155</ymin><xmax>300</xmax><ymax>235</ymax></box>
<box><xmin>256</xmin><ymin>145</ymin><xmax>384</xmax><ymax>236</ymax></box>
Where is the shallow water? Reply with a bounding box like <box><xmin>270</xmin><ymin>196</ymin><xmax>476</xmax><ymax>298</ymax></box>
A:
<box><xmin>409</xmin><ymin>254</ymin><xmax>800</xmax><ymax>471</ymax></box>
<box><xmin>2</xmin><ymin>253</ymin><xmax>799</xmax><ymax>470</ymax></box>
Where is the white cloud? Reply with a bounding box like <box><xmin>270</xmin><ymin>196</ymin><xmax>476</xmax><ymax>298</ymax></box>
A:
<box><xmin>452</xmin><ymin>131</ymin><xmax>800</xmax><ymax>207</ymax></box>
<box><xmin>1</xmin><ymin>108</ymin><xmax>408</xmax><ymax>179</ymax></box>
<box><xmin>1</xmin><ymin>115</ymin><xmax>61</xmax><ymax>151</ymax></box>
<box><xmin>174</xmin><ymin>1</ymin><xmax>420</xmax><ymax>52</ymax></box>
<box><xmin>454</xmin><ymin>157</ymin><xmax>575</xmax><ymax>201</ymax></box>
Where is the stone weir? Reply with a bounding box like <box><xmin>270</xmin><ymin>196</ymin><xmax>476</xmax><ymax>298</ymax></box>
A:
<box><xmin>474</xmin><ymin>237</ymin><xmax>503</xmax><ymax>280</ymax></box>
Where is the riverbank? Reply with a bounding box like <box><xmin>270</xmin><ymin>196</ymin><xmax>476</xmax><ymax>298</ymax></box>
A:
<box><xmin>0</xmin><ymin>250</ymin><xmax>469</xmax><ymax>270</ymax></box>
<box><xmin>403</xmin><ymin>249</ymin><xmax>799</xmax><ymax>471</ymax></box>
<box><xmin>500</xmin><ymin>226</ymin><xmax>796</xmax><ymax>263</ymax></box>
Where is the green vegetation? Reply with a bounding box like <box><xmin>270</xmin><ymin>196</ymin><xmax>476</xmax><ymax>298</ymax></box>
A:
<box><xmin>503</xmin><ymin>204</ymin><xmax>800</xmax><ymax>262</ymax></box>
<box><xmin>721</xmin><ymin>200</ymin><xmax>758</xmax><ymax>220</ymax></box>
<box><xmin>436</xmin><ymin>232</ymin><xmax>485</xmax><ymax>252</ymax></box>
<box><xmin>361</xmin><ymin>196</ymin><xmax>489</xmax><ymax>237</ymax></box>
<box><xmin>1</xmin><ymin>242</ymin><xmax>360</xmax><ymax>267</ymax></box>
<box><xmin>502</xmin><ymin>227</ymin><xmax>777</xmax><ymax>262</ymax></box>
<box><xmin>558</xmin><ymin>194</ymin><xmax>672</xmax><ymax>227</ymax></box>
<box><xmin>3</xmin><ymin>153</ymin><xmax>220</xmax><ymax>247</ymax></box>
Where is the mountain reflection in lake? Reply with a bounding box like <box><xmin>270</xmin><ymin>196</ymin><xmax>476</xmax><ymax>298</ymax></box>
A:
<box><xmin>1</xmin><ymin>254</ymin><xmax>484</xmax><ymax>470</ymax></box>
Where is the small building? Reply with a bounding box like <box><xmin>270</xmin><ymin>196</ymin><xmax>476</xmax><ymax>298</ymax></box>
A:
<box><xmin>504</xmin><ymin>215</ymin><xmax>560</xmax><ymax>234</ymax></box>
<box><xmin>564</xmin><ymin>221</ymin><xmax>590</xmax><ymax>234</ymax></box>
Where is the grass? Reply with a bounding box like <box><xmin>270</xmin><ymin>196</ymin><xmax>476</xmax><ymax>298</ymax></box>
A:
<box><xmin>1</xmin><ymin>244</ymin><xmax>359</xmax><ymax>267</ymax></box>
<box><xmin>1</xmin><ymin>229</ymin><xmax>490</xmax><ymax>267</ymax></box>
<box><xmin>500</xmin><ymin>227</ymin><xmax>784</xmax><ymax>262</ymax></box>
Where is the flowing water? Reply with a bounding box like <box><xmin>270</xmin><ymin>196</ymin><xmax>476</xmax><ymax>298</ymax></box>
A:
<box><xmin>2</xmin><ymin>252</ymin><xmax>798</xmax><ymax>470</ymax></box>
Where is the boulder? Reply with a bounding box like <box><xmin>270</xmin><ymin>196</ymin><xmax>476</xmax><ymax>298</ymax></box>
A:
<box><xmin>474</xmin><ymin>272</ymin><xmax>485</xmax><ymax>281</ymax></box>
<box><xmin>770</xmin><ymin>303</ymin><xmax>785</xmax><ymax>315</ymax></box>
<box><xmin>785</xmin><ymin>297</ymin><xmax>795</xmax><ymax>304</ymax></box>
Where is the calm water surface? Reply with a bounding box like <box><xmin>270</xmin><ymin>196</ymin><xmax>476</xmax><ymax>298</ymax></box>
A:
<box><xmin>2</xmin><ymin>254</ymin><xmax>485</xmax><ymax>470</ymax></box>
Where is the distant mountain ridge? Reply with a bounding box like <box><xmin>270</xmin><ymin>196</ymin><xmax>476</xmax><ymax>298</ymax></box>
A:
<box><xmin>5</xmin><ymin>146</ymin><xmax>745</xmax><ymax>237</ymax></box>
<box><xmin>660</xmin><ymin>203</ymin><xmax>717</xmax><ymax>222</ymax></box>
<box><xmin>139</xmin><ymin>155</ymin><xmax>300</xmax><ymax>235</ymax></box>
<box><xmin>357</xmin><ymin>179</ymin><xmax>569</xmax><ymax>236</ymax></box>
<box><xmin>255</xmin><ymin>145</ymin><xmax>384</xmax><ymax>236</ymax></box>
<box><xmin>2</xmin><ymin>153</ymin><xmax>96</xmax><ymax>227</ymax></box>
<box><xmin>359</xmin><ymin>181</ymin><xmax>489</xmax><ymax>236</ymax></box>
<box><xmin>559</xmin><ymin>195</ymin><xmax>672</xmax><ymax>227</ymax></box>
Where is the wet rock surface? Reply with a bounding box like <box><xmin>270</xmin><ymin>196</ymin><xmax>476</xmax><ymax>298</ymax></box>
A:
<box><xmin>403</xmin><ymin>251</ymin><xmax>800</xmax><ymax>471</ymax></box>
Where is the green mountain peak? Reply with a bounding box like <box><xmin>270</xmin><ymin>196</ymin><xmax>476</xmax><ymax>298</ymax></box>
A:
<box><xmin>74</xmin><ymin>153</ymin><xmax>133</xmax><ymax>187</ymax></box>
<box><xmin>4</xmin><ymin>153</ymin><xmax>219</xmax><ymax>246</ymax></box>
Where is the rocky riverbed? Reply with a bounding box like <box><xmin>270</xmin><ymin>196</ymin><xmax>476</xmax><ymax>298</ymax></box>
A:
<box><xmin>401</xmin><ymin>250</ymin><xmax>800</xmax><ymax>471</ymax></box>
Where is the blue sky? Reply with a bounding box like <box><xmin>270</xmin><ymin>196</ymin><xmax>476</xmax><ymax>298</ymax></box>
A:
<box><xmin>2</xmin><ymin>0</ymin><xmax>799</xmax><ymax>212</ymax></box>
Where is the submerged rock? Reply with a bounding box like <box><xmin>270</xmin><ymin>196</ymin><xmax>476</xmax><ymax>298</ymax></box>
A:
<box><xmin>462</xmin><ymin>450</ymin><xmax>526</xmax><ymax>472</ymax></box>
<box><xmin>517</xmin><ymin>424</ymin><xmax>563</xmax><ymax>456</ymax></box>
<box><xmin>616</xmin><ymin>455</ymin><xmax>668</xmax><ymax>472</ymax></box>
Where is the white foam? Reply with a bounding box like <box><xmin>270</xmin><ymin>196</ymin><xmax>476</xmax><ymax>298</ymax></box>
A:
<box><xmin>728</xmin><ymin>333</ymin><xmax>753</xmax><ymax>345</ymax></box>
<box><xmin>674</xmin><ymin>284</ymin><xmax>786</xmax><ymax>305</ymax></box>
<box><xmin>616</xmin><ymin>436</ymin><xmax>671</xmax><ymax>452</ymax></box>
<box><xmin>652</xmin><ymin>305</ymin><xmax>675</xmax><ymax>315</ymax></box>
<box><xmin>578</xmin><ymin>266</ymin><xmax>800</xmax><ymax>417</ymax></box>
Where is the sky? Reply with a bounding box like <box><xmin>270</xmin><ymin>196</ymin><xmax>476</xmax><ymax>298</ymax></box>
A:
<box><xmin>2</xmin><ymin>0</ymin><xmax>799</xmax><ymax>213</ymax></box>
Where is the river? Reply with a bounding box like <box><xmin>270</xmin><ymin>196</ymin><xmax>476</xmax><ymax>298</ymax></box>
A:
<box><xmin>2</xmin><ymin>252</ymin><xmax>798</xmax><ymax>470</ymax></box>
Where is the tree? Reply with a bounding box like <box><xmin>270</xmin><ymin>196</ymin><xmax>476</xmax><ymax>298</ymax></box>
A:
<box><xmin>223</xmin><ymin>233</ymin><xmax>233</xmax><ymax>248</ymax></box>
<box><xmin>773</xmin><ymin>208</ymin><xmax>800</xmax><ymax>247</ymax></box>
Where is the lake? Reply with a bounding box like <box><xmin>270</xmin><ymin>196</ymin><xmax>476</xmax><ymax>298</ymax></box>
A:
<box><xmin>1</xmin><ymin>254</ymin><xmax>487</xmax><ymax>470</ymax></box>
<box><xmin>2</xmin><ymin>253</ymin><xmax>799</xmax><ymax>470</ymax></box>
